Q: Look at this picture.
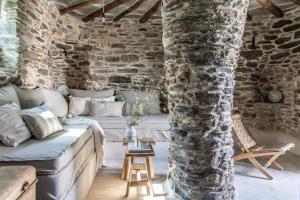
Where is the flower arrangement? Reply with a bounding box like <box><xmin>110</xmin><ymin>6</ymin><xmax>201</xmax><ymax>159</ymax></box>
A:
<box><xmin>125</xmin><ymin>114</ymin><xmax>140</xmax><ymax>127</ymax></box>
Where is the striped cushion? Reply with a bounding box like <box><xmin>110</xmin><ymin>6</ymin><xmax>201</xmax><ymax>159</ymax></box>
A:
<box><xmin>21</xmin><ymin>105</ymin><xmax>63</xmax><ymax>139</ymax></box>
<box><xmin>0</xmin><ymin>104</ymin><xmax>31</xmax><ymax>147</ymax></box>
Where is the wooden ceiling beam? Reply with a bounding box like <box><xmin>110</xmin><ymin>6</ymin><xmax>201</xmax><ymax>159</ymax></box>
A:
<box><xmin>289</xmin><ymin>0</ymin><xmax>300</xmax><ymax>6</ymax></box>
<box><xmin>247</xmin><ymin>13</ymin><xmax>252</xmax><ymax>21</ymax></box>
<box><xmin>113</xmin><ymin>0</ymin><xmax>147</xmax><ymax>22</ymax></box>
<box><xmin>139</xmin><ymin>0</ymin><xmax>161</xmax><ymax>23</ymax></box>
<box><xmin>59</xmin><ymin>0</ymin><xmax>99</xmax><ymax>15</ymax></box>
<box><xmin>82</xmin><ymin>0</ymin><xmax>128</xmax><ymax>22</ymax></box>
<box><xmin>256</xmin><ymin>0</ymin><xmax>284</xmax><ymax>18</ymax></box>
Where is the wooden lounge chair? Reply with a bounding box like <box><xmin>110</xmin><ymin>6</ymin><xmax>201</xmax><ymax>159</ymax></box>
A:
<box><xmin>232</xmin><ymin>114</ymin><xmax>295</xmax><ymax>180</ymax></box>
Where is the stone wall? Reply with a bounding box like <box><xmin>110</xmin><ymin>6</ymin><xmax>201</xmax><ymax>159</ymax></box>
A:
<box><xmin>80</xmin><ymin>18</ymin><xmax>164</xmax><ymax>92</ymax></box>
<box><xmin>16</xmin><ymin>0</ymin><xmax>81</xmax><ymax>88</ymax></box>
<box><xmin>0</xmin><ymin>0</ymin><xmax>165</xmax><ymax>96</ymax></box>
<box><xmin>2</xmin><ymin>0</ymin><xmax>300</xmax><ymax>139</ymax></box>
<box><xmin>235</xmin><ymin>6</ymin><xmax>300</xmax><ymax>139</ymax></box>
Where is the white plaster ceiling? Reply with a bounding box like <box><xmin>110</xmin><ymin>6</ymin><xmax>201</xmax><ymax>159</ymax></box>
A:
<box><xmin>53</xmin><ymin>0</ymin><xmax>299</xmax><ymax>20</ymax></box>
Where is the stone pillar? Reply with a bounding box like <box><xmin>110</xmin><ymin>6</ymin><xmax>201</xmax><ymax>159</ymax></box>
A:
<box><xmin>162</xmin><ymin>0</ymin><xmax>249</xmax><ymax>199</ymax></box>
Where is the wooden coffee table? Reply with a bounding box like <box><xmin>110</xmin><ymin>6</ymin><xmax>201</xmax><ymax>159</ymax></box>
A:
<box><xmin>121</xmin><ymin>138</ymin><xmax>156</xmax><ymax>197</ymax></box>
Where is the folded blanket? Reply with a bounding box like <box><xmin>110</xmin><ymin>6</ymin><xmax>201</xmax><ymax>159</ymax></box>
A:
<box><xmin>63</xmin><ymin>117</ymin><xmax>106</xmax><ymax>167</ymax></box>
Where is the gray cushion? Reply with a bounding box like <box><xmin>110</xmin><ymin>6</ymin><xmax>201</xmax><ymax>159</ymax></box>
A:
<box><xmin>16</xmin><ymin>88</ymin><xmax>44</xmax><ymax>109</ymax></box>
<box><xmin>70</xmin><ymin>88</ymin><xmax>115</xmax><ymax>98</ymax></box>
<box><xmin>16</xmin><ymin>88</ymin><xmax>68</xmax><ymax>117</ymax></box>
<box><xmin>90</xmin><ymin>101</ymin><xmax>124</xmax><ymax>117</ymax></box>
<box><xmin>0</xmin><ymin>103</ymin><xmax>31</xmax><ymax>147</ymax></box>
<box><xmin>21</xmin><ymin>105</ymin><xmax>63</xmax><ymax>139</ymax></box>
<box><xmin>119</xmin><ymin>90</ymin><xmax>161</xmax><ymax>115</ymax></box>
<box><xmin>69</xmin><ymin>96</ymin><xmax>91</xmax><ymax>116</ymax></box>
<box><xmin>0</xmin><ymin>85</ymin><xmax>20</xmax><ymax>107</ymax></box>
<box><xmin>40</xmin><ymin>88</ymin><xmax>68</xmax><ymax>117</ymax></box>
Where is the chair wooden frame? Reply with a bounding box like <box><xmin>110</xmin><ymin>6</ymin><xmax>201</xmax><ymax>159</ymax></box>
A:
<box><xmin>232</xmin><ymin>114</ymin><xmax>295</xmax><ymax>180</ymax></box>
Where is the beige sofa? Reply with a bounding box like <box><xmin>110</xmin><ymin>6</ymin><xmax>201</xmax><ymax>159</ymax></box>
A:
<box><xmin>0</xmin><ymin>85</ymin><xmax>171</xmax><ymax>200</ymax></box>
<box><xmin>0</xmin><ymin>85</ymin><xmax>102</xmax><ymax>200</ymax></box>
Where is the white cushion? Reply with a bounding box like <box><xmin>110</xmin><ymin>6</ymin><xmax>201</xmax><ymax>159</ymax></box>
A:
<box><xmin>68</xmin><ymin>96</ymin><xmax>91</xmax><ymax>116</ymax></box>
<box><xmin>90</xmin><ymin>101</ymin><xmax>124</xmax><ymax>117</ymax></box>
<box><xmin>40</xmin><ymin>88</ymin><xmax>68</xmax><ymax>117</ymax></box>
<box><xmin>21</xmin><ymin>105</ymin><xmax>63</xmax><ymax>139</ymax></box>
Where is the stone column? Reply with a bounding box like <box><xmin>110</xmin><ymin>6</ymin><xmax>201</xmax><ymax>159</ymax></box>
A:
<box><xmin>162</xmin><ymin>0</ymin><xmax>249</xmax><ymax>199</ymax></box>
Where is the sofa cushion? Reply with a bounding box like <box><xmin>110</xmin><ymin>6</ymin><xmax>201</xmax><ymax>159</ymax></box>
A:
<box><xmin>90</xmin><ymin>101</ymin><xmax>124</xmax><ymax>117</ymax></box>
<box><xmin>0</xmin><ymin>124</ymin><xmax>93</xmax><ymax>175</ymax></box>
<box><xmin>16</xmin><ymin>88</ymin><xmax>68</xmax><ymax>117</ymax></box>
<box><xmin>39</xmin><ymin>88</ymin><xmax>68</xmax><ymax>117</ymax></box>
<box><xmin>70</xmin><ymin>88</ymin><xmax>114</xmax><ymax>98</ymax></box>
<box><xmin>0</xmin><ymin>103</ymin><xmax>31</xmax><ymax>147</ymax></box>
<box><xmin>21</xmin><ymin>105</ymin><xmax>63</xmax><ymax>139</ymax></box>
<box><xmin>16</xmin><ymin>88</ymin><xmax>44</xmax><ymax>109</ymax></box>
<box><xmin>0</xmin><ymin>85</ymin><xmax>20</xmax><ymax>107</ymax></box>
<box><xmin>69</xmin><ymin>96</ymin><xmax>91</xmax><ymax>116</ymax></box>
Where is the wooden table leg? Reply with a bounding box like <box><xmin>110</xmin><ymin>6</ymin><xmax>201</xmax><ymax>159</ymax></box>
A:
<box><xmin>125</xmin><ymin>158</ymin><xmax>133</xmax><ymax>197</ymax></box>
<box><xmin>146</xmin><ymin>156</ymin><xmax>154</xmax><ymax>196</ymax></box>
<box><xmin>148</xmin><ymin>156</ymin><xmax>155</xmax><ymax>179</ymax></box>
<box><xmin>121</xmin><ymin>156</ymin><xmax>128</xmax><ymax>180</ymax></box>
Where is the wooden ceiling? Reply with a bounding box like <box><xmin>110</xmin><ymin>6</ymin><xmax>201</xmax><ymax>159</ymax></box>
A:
<box><xmin>54</xmin><ymin>0</ymin><xmax>300</xmax><ymax>23</ymax></box>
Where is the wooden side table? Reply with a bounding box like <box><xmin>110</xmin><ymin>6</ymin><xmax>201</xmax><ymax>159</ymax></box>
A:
<box><xmin>0</xmin><ymin>166</ymin><xmax>37</xmax><ymax>200</ymax></box>
<box><xmin>121</xmin><ymin>138</ymin><xmax>156</xmax><ymax>197</ymax></box>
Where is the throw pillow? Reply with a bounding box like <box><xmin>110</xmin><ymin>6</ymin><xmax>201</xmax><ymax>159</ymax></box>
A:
<box><xmin>16</xmin><ymin>87</ymin><xmax>44</xmax><ymax>109</ymax></box>
<box><xmin>69</xmin><ymin>88</ymin><xmax>115</xmax><ymax>98</ymax></box>
<box><xmin>40</xmin><ymin>88</ymin><xmax>68</xmax><ymax>117</ymax></box>
<box><xmin>21</xmin><ymin>105</ymin><xmax>63</xmax><ymax>139</ymax></box>
<box><xmin>17</xmin><ymin>88</ymin><xmax>68</xmax><ymax>117</ymax></box>
<box><xmin>0</xmin><ymin>85</ymin><xmax>20</xmax><ymax>107</ymax></box>
<box><xmin>90</xmin><ymin>101</ymin><xmax>124</xmax><ymax>117</ymax></box>
<box><xmin>0</xmin><ymin>104</ymin><xmax>31</xmax><ymax>147</ymax></box>
<box><xmin>68</xmin><ymin>96</ymin><xmax>91</xmax><ymax>116</ymax></box>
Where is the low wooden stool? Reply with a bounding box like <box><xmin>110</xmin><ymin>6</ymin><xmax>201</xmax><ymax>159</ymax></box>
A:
<box><xmin>122</xmin><ymin>138</ymin><xmax>156</xmax><ymax>197</ymax></box>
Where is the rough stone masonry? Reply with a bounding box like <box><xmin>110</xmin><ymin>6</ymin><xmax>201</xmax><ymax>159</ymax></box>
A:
<box><xmin>162</xmin><ymin>0</ymin><xmax>249</xmax><ymax>199</ymax></box>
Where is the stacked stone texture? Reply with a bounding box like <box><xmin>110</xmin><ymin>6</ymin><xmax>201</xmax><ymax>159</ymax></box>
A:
<box><xmin>16</xmin><ymin>0</ymin><xmax>57</xmax><ymax>88</ymax></box>
<box><xmin>162</xmin><ymin>0</ymin><xmax>248</xmax><ymax>199</ymax></box>
<box><xmin>235</xmin><ymin>6</ymin><xmax>300</xmax><ymax>139</ymax></box>
<box><xmin>80</xmin><ymin>18</ymin><xmax>165</xmax><ymax>92</ymax></box>
<box><xmin>1</xmin><ymin>0</ymin><xmax>300</xmax><ymax>143</ymax></box>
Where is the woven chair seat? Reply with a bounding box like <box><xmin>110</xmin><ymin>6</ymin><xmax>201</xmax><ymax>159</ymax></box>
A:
<box><xmin>250</xmin><ymin>143</ymin><xmax>295</xmax><ymax>153</ymax></box>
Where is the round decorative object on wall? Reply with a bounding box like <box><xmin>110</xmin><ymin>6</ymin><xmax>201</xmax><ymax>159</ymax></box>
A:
<box><xmin>57</xmin><ymin>85</ymin><xmax>70</xmax><ymax>97</ymax></box>
<box><xmin>268</xmin><ymin>90</ymin><xmax>283</xmax><ymax>103</ymax></box>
